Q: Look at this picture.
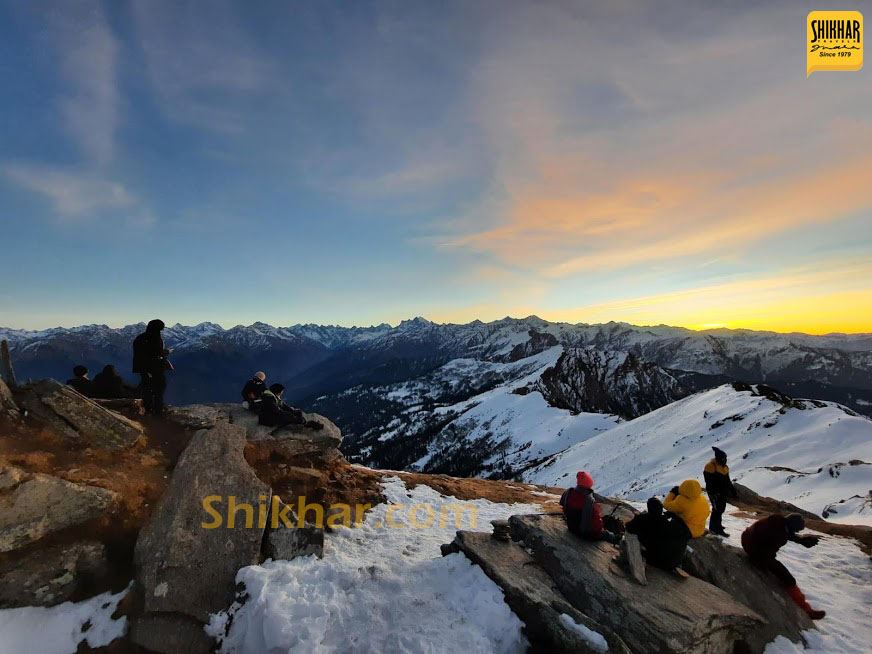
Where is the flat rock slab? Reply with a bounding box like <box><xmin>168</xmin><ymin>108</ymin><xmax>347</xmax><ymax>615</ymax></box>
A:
<box><xmin>682</xmin><ymin>534</ymin><xmax>813</xmax><ymax>651</ymax></box>
<box><xmin>134</xmin><ymin>421</ymin><xmax>271</xmax><ymax>624</ymax></box>
<box><xmin>18</xmin><ymin>379</ymin><xmax>143</xmax><ymax>449</ymax></box>
<box><xmin>452</xmin><ymin>531</ymin><xmax>631</xmax><ymax>654</ymax></box>
<box><xmin>0</xmin><ymin>468</ymin><xmax>119</xmax><ymax>553</ymax></box>
<box><xmin>509</xmin><ymin>514</ymin><xmax>764</xmax><ymax>654</ymax></box>
<box><xmin>0</xmin><ymin>541</ymin><xmax>107</xmax><ymax>608</ymax></box>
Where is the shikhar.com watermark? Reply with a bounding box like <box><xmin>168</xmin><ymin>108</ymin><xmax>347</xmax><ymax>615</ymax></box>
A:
<box><xmin>201</xmin><ymin>495</ymin><xmax>479</xmax><ymax>529</ymax></box>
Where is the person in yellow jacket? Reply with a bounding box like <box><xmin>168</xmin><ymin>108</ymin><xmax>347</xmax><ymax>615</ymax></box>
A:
<box><xmin>663</xmin><ymin>479</ymin><xmax>710</xmax><ymax>538</ymax></box>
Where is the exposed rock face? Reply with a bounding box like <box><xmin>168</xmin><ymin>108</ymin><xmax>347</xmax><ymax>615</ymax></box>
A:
<box><xmin>263</xmin><ymin>501</ymin><xmax>324</xmax><ymax>560</ymax></box>
<box><xmin>0</xmin><ymin>468</ymin><xmax>119</xmax><ymax>553</ymax></box>
<box><xmin>132</xmin><ymin>421</ymin><xmax>271</xmax><ymax>654</ymax></box>
<box><xmin>450</xmin><ymin>531</ymin><xmax>632</xmax><ymax>653</ymax></box>
<box><xmin>0</xmin><ymin>376</ymin><xmax>20</xmax><ymax>422</ymax></box>
<box><xmin>535</xmin><ymin>348</ymin><xmax>686</xmax><ymax>418</ymax></box>
<box><xmin>18</xmin><ymin>379</ymin><xmax>143</xmax><ymax>449</ymax></box>
<box><xmin>681</xmin><ymin>534</ymin><xmax>812</xmax><ymax>651</ymax></box>
<box><xmin>0</xmin><ymin>541</ymin><xmax>108</xmax><ymax>608</ymax></box>
<box><xmin>501</xmin><ymin>514</ymin><xmax>764</xmax><ymax>653</ymax></box>
<box><xmin>505</xmin><ymin>329</ymin><xmax>559</xmax><ymax>362</ymax></box>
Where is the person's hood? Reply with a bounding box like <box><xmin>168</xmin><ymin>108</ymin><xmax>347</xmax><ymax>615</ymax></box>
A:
<box><xmin>679</xmin><ymin>479</ymin><xmax>703</xmax><ymax>499</ymax></box>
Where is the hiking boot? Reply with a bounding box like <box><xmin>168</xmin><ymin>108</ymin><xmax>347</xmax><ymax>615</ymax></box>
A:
<box><xmin>807</xmin><ymin>609</ymin><xmax>826</xmax><ymax>620</ymax></box>
<box><xmin>711</xmin><ymin>528</ymin><xmax>729</xmax><ymax>537</ymax></box>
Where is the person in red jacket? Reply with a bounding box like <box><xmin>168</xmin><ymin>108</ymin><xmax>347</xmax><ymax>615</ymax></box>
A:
<box><xmin>559</xmin><ymin>471</ymin><xmax>618</xmax><ymax>543</ymax></box>
<box><xmin>741</xmin><ymin>513</ymin><xmax>825</xmax><ymax>620</ymax></box>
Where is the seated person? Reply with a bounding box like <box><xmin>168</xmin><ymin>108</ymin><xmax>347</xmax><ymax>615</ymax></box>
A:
<box><xmin>560</xmin><ymin>471</ymin><xmax>618</xmax><ymax>543</ymax></box>
<box><xmin>625</xmin><ymin>497</ymin><xmax>691</xmax><ymax>570</ymax></box>
<box><xmin>241</xmin><ymin>371</ymin><xmax>267</xmax><ymax>412</ymax></box>
<box><xmin>92</xmin><ymin>364</ymin><xmax>133</xmax><ymax>399</ymax></box>
<box><xmin>663</xmin><ymin>479</ymin><xmax>710</xmax><ymax>538</ymax></box>
<box><xmin>66</xmin><ymin>365</ymin><xmax>94</xmax><ymax>397</ymax></box>
<box><xmin>259</xmin><ymin>383</ymin><xmax>323</xmax><ymax>430</ymax></box>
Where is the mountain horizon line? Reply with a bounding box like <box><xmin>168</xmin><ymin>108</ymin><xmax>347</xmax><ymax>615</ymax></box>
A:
<box><xmin>2</xmin><ymin>316</ymin><xmax>871</xmax><ymax>338</ymax></box>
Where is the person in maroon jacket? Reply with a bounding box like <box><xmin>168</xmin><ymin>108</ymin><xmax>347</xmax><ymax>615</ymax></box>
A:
<box><xmin>560</xmin><ymin>471</ymin><xmax>618</xmax><ymax>543</ymax></box>
<box><xmin>741</xmin><ymin>513</ymin><xmax>825</xmax><ymax>619</ymax></box>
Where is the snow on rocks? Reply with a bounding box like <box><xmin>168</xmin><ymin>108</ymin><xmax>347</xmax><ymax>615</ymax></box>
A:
<box><xmin>0</xmin><ymin>585</ymin><xmax>129</xmax><ymax>654</ymax></box>
<box><xmin>208</xmin><ymin>477</ymin><xmax>540</xmax><ymax>653</ymax></box>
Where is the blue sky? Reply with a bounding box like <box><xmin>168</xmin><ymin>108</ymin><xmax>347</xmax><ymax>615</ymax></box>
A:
<box><xmin>1</xmin><ymin>0</ymin><xmax>870</xmax><ymax>332</ymax></box>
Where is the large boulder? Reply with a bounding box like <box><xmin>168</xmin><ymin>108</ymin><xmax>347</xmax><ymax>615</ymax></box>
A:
<box><xmin>0</xmin><ymin>467</ymin><xmax>119</xmax><ymax>553</ymax></box>
<box><xmin>166</xmin><ymin>403</ymin><xmax>343</xmax><ymax>465</ymax></box>
<box><xmin>0</xmin><ymin>376</ymin><xmax>20</xmax><ymax>422</ymax></box>
<box><xmin>681</xmin><ymin>534</ymin><xmax>813</xmax><ymax>651</ymax></box>
<box><xmin>449</xmin><ymin>530</ymin><xmax>631</xmax><ymax>653</ymax></box>
<box><xmin>507</xmin><ymin>514</ymin><xmax>763</xmax><ymax>654</ymax></box>
<box><xmin>18</xmin><ymin>379</ymin><xmax>143</xmax><ymax>449</ymax></box>
<box><xmin>132</xmin><ymin>421</ymin><xmax>271</xmax><ymax>654</ymax></box>
<box><xmin>0</xmin><ymin>541</ymin><xmax>108</xmax><ymax>608</ymax></box>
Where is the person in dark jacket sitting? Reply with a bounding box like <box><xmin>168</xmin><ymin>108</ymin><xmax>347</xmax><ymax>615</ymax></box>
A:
<box><xmin>741</xmin><ymin>513</ymin><xmax>825</xmax><ymax>620</ymax></box>
<box><xmin>92</xmin><ymin>364</ymin><xmax>134</xmax><ymax>399</ymax></box>
<box><xmin>559</xmin><ymin>471</ymin><xmax>618</xmax><ymax>543</ymax></box>
<box><xmin>704</xmin><ymin>446</ymin><xmax>737</xmax><ymax>537</ymax></box>
<box><xmin>625</xmin><ymin>497</ymin><xmax>691</xmax><ymax>570</ymax></box>
<box><xmin>241</xmin><ymin>372</ymin><xmax>267</xmax><ymax>412</ymax></box>
<box><xmin>258</xmin><ymin>383</ymin><xmax>322</xmax><ymax>430</ymax></box>
<box><xmin>66</xmin><ymin>365</ymin><xmax>94</xmax><ymax>397</ymax></box>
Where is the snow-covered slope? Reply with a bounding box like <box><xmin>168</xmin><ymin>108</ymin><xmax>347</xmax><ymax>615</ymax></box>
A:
<box><xmin>525</xmin><ymin>384</ymin><xmax>872</xmax><ymax>525</ymax></box>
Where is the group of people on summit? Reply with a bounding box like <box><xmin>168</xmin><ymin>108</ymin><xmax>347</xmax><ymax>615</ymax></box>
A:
<box><xmin>560</xmin><ymin>445</ymin><xmax>825</xmax><ymax>620</ymax></box>
<box><xmin>240</xmin><ymin>371</ymin><xmax>322</xmax><ymax>430</ymax></box>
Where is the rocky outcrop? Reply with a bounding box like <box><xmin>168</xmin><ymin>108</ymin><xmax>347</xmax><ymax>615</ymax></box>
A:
<box><xmin>17</xmin><ymin>379</ymin><xmax>143</xmax><ymax>449</ymax></box>
<box><xmin>459</xmin><ymin>513</ymin><xmax>768</xmax><ymax>653</ymax></box>
<box><xmin>681</xmin><ymin>534</ymin><xmax>812</xmax><ymax>651</ymax></box>
<box><xmin>0</xmin><ymin>376</ymin><xmax>20</xmax><ymax>422</ymax></box>
<box><xmin>0</xmin><ymin>541</ymin><xmax>108</xmax><ymax>608</ymax></box>
<box><xmin>0</xmin><ymin>467</ymin><xmax>119</xmax><ymax>553</ymax></box>
<box><xmin>132</xmin><ymin>421</ymin><xmax>271</xmax><ymax>654</ymax></box>
<box><xmin>263</xmin><ymin>500</ymin><xmax>324</xmax><ymax>560</ymax></box>
<box><xmin>534</xmin><ymin>348</ymin><xmax>686</xmax><ymax>418</ymax></box>
<box><xmin>448</xmin><ymin>530</ymin><xmax>631</xmax><ymax>653</ymax></box>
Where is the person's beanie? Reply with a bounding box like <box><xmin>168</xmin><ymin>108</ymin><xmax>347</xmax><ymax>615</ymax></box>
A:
<box><xmin>647</xmin><ymin>497</ymin><xmax>663</xmax><ymax>516</ymax></box>
<box><xmin>712</xmin><ymin>446</ymin><xmax>727</xmax><ymax>463</ymax></box>
<box><xmin>254</xmin><ymin>371</ymin><xmax>266</xmax><ymax>381</ymax></box>
<box><xmin>73</xmin><ymin>365</ymin><xmax>88</xmax><ymax>377</ymax></box>
<box><xmin>576</xmin><ymin>471</ymin><xmax>594</xmax><ymax>489</ymax></box>
<box><xmin>269</xmin><ymin>383</ymin><xmax>284</xmax><ymax>394</ymax></box>
<box><xmin>786</xmin><ymin>513</ymin><xmax>805</xmax><ymax>534</ymax></box>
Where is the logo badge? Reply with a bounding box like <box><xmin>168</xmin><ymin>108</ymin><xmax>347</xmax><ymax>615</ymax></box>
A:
<box><xmin>807</xmin><ymin>11</ymin><xmax>863</xmax><ymax>76</ymax></box>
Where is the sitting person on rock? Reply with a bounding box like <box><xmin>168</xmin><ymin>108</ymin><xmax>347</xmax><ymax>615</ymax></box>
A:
<box><xmin>741</xmin><ymin>513</ymin><xmax>824</xmax><ymax>620</ymax></box>
<box><xmin>663</xmin><ymin>479</ymin><xmax>710</xmax><ymax>538</ymax></box>
<box><xmin>241</xmin><ymin>371</ymin><xmax>267</xmax><ymax>412</ymax></box>
<box><xmin>91</xmin><ymin>364</ymin><xmax>134</xmax><ymax>399</ymax></box>
<box><xmin>559</xmin><ymin>471</ymin><xmax>618</xmax><ymax>543</ymax></box>
<box><xmin>704</xmin><ymin>446</ymin><xmax>737</xmax><ymax>537</ymax></box>
<box><xmin>625</xmin><ymin>497</ymin><xmax>691</xmax><ymax>570</ymax></box>
<box><xmin>66</xmin><ymin>365</ymin><xmax>94</xmax><ymax>397</ymax></box>
<box><xmin>259</xmin><ymin>383</ymin><xmax>323</xmax><ymax>430</ymax></box>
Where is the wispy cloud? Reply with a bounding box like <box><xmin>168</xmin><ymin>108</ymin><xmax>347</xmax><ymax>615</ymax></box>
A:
<box><xmin>51</xmin><ymin>0</ymin><xmax>120</xmax><ymax>165</ymax></box>
<box><xmin>3</xmin><ymin>163</ymin><xmax>133</xmax><ymax>218</ymax></box>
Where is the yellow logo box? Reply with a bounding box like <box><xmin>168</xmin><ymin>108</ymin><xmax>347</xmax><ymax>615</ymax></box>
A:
<box><xmin>807</xmin><ymin>11</ymin><xmax>863</xmax><ymax>76</ymax></box>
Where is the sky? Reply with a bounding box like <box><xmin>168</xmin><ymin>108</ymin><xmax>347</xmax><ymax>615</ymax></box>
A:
<box><xmin>0</xmin><ymin>0</ymin><xmax>870</xmax><ymax>334</ymax></box>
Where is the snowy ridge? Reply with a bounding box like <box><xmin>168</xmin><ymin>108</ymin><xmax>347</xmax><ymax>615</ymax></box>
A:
<box><xmin>525</xmin><ymin>384</ymin><xmax>872</xmax><ymax>525</ymax></box>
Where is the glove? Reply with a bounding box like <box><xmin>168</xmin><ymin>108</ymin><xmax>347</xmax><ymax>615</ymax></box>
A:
<box><xmin>800</xmin><ymin>535</ymin><xmax>819</xmax><ymax>548</ymax></box>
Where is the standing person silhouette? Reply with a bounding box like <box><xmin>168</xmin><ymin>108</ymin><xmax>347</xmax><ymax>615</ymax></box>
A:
<box><xmin>132</xmin><ymin>319</ymin><xmax>173</xmax><ymax>416</ymax></box>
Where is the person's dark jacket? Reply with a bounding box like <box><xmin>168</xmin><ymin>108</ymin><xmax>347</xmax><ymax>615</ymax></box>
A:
<box><xmin>559</xmin><ymin>486</ymin><xmax>603</xmax><ymax>539</ymax></box>
<box><xmin>132</xmin><ymin>331</ymin><xmax>170</xmax><ymax>375</ymax></box>
<box><xmin>66</xmin><ymin>377</ymin><xmax>94</xmax><ymax>397</ymax></box>
<box><xmin>258</xmin><ymin>389</ymin><xmax>304</xmax><ymax>427</ymax></box>
<box><xmin>626</xmin><ymin>511</ymin><xmax>691</xmax><ymax>570</ymax></box>
<box><xmin>703</xmin><ymin>459</ymin><xmax>736</xmax><ymax>498</ymax></box>
<box><xmin>92</xmin><ymin>366</ymin><xmax>129</xmax><ymax>399</ymax></box>
<box><xmin>741</xmin><ymin>515</ymin><xmax>815</xmax><ymax>560</ymax></box>
<box><xmin>241</xmin><ymin>378</ymin><xmax>267</xmax><ymax>407</ymax></box>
